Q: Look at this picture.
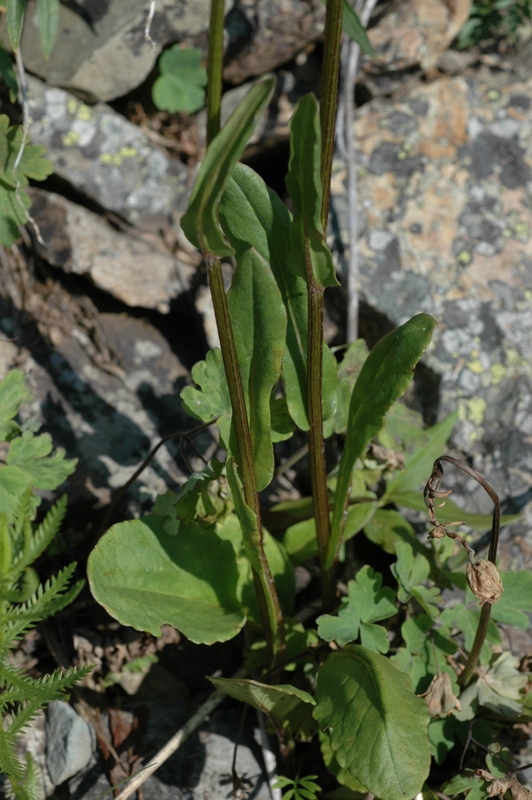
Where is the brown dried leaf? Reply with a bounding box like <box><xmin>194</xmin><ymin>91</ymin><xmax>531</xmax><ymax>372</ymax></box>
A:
<box><xmin>421</xmin><ymin>672</ymin><xmax>461</xmax><ymax>716</ymax></box>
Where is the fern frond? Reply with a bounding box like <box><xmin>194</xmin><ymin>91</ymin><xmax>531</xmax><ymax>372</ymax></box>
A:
<box><xmin>9</xmin><ymin>490</ymin><xmax>35</xmax><ymax>562</ymax></box>
<box><xmin>0</xmin><ymin>727</ymin><xmax>23</xmax><ymax>783</ymax></box>
<box><xmin>6</xmin><ymin>751</ymin><xmax>42</xmax><ymax>800</ymax></box>
<box><xmin>12</xmin><ymin>496</ymin><xmax>67</xmax><ymax>575</ymax></box>
<box><xmin>0</xmin><ymin>562</ymin><xmax>83</xmax><ymax>641</ymax></box>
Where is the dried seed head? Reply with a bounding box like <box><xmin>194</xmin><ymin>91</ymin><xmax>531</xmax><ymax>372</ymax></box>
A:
<box><xmin>421</xmin><ymin>672</ymin><xmax>461</xmax><ymax>717</ymax></box>
<box><xmin>428</xmin><ymin>525</ymin><xmax>447</xmax><ymax>540</ymax></box>
<box><xmin>466</xmin><ymin>559</ymin><xmax>504</xmax><ymax>605</ymax></box>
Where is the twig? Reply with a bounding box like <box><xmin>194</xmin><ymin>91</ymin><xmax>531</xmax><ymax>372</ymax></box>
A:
<box><xmin>114</xmin><ymin>667</ymin><xmax>247</xmax><ymax>800</ymax></box>
<box><xmin>144</xmin><ymin>0</ymin><xmax>157</xmax><ymax>50</ymax></box>
<box><xmin>340</xmin><ymin>0</ymin><xmax>379</xmax><ymax>342</ymax></box>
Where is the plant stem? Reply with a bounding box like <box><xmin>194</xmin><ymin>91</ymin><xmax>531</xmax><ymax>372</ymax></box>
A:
<box><xmin>203</xmin><ymin>0</ymin><xmax>285</xmax><ymax>662</ymax></box>
<box><xmin>428</xmin><ymin>456</ymin><xmax>501</xmax><ymax>687</ymax></box>
<box><xmin>320</xmin><ymin>0</ymin><xmax>344</xmax><ymax>230</ymax></box>
<box><xmin>307</xmin><ymin>283</ymin><xmax>335</xmax><ymax>609</ymax></box>
<box><xmin>310</xmin><ymin>0</ymin><xmax>344</xmax><ymax>609</ymax></box>
<box><xmin>206</xmin><ymin>0</ymin><xmax>225</xmax><ymax>145</ymax></box>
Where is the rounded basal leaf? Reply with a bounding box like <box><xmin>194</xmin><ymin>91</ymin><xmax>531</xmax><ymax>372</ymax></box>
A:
<box><xmin>314</xmin><ymin>646</ymin><xmax>431</xmax><ymax>800</ymax></box>
<box><xmin>87</xmin><ymin>514</ymin><xmax>246</xmax><ymax>644</ymax></box>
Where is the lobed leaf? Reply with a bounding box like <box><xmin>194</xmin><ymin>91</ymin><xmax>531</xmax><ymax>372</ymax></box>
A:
<box><xmin>152</xmin><ymin>46</ymin><xmax>207</xmax><ymax>113</ymax></box>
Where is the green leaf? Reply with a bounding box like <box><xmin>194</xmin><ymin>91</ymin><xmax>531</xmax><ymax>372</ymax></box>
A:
<box><xmin>477</xmin><ymin>652</ymin><xmax>528</xmax><ymax>717</ymax></box>
<box><xmin>0</xmin><ymin>115</ymin><xmax>53</xmax><ymax>246</ymax></box>
<box><xmin>181</xmin><ymin>77</ymin><xmax>275</xmax><ymax>256</ymax></box>
<box><xmin>491</xmin><ymin>570</ymin><xmax>532</xmax><ymax>629</ymax></box>
<box><xmin>392</xmin><ymin>614</ymin><xmax>457</xmax><ymax>693</ymax></box>
<box><xmin>442</xmin><ymin>771</ymin><xmax>488</xmax><ymax>798</ymax></box>
<box><xmin>181</xmin><ymin>348</ymin><xmax>232</xmax><ymax>446</ymax></box>
<box><xmin>286</xmin><ymin>94</ymin><xmax>339</xmax><ymax>289</ymax></box>
<box><xmin>0</xmin><ymin>370</ymin><xmax>31</xmax><ymax>440</ymax></box>
<box><xmin>317</xmin><ymin>566</ymin><xmax>396</xmax><ymax>652</ymax></box>
<box><xmin>0</xmin><ymin>44</ymin><xmax>17</xmax><ymax>100</ymax></box>
<box><xmin>383</xmin><ymin>412</ymin><xmax>457</xmax><ymax>502</ymax></box>
<box><xmin>320</xmin><ymin>730</ymin><xmax>368</xmax><ymax>794</ymax></box>
<box><xmin>317</xmin><ymin>0</ymin><xmax>375</xmax><ymax>55</ymax></box>
<box><xmin>6</xmin><ymin>0</ymin><xmax>26</xmax><ymax>51</ymax></box>
<box><xmin>391</xmin><ymin>541</ymin><xmax>442</xmax><ymax>619</ymax></box>
<box><xmin>220</xmin><ymin>162</ymin><xmax>337</xmax><ymax>431</ymax></box>
<box><xmin>440</xmin><ymin>603</ymin><xmax>501</xmax><ymax>664</ymax></box>
<box><xmin>87</xmin><ymin>513</ymin><xmax>246</xmax><ymax>644</ymax></box>
<box><xmin>328</xmin><ymin>314</ymin><xmax>436</xmax><ymax>568</ymax></box>
<box><xmin>333</xmin><ymin>340</ymin><xmax>369</xmax><ymax>434</ymax></box>
<box><xmin>428</xmin><ymin>717</ymin><xmax>459</xmax><ymax>764</ymax></box>
<box><xmin>227</xmin><ymin>247</ymin><xmax>286</xmax><ymax>490</ymax></box>
<box><xmin>152</xmin><ymin>46</ymin><xmax>207</xmax><ymax>113</ymax></box>
<box><xmin>209</xmin><ymin>677</ymin><xmax>315</xmax><ymax>747</ymax></box>
<box><xmin>36</xmin><ymin>0</ymin><xmax>60</xmax><ymax>59</ymax></box>
<box><xmin>364</xmin><ymin>508</ymin><xmax>419</xmax><ymax>555</ymax></box>
<box><xmin>314</xmin><ymin>647</ymin><xmax>431</xmax><ymax>800</ymax></box>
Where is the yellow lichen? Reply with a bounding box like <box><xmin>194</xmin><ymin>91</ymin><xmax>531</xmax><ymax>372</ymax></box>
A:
<box><xmin>490</xmin><ymin>363</ymin><xmax>506</xmax><ymax>384</ymax></box>
<box><xmin>76</xmin><ymin>105</ymin><xmax>92</xmax><ymax>122</ymax></box>
<box><xmin>63</xmin><ymin>130</ymin><xmax>80</xmax><ymax>147</ymax></box>
<box><xmin>456</xmin><ymin>250</ymin><xmax>472</xmax><ymax>265</ymax></box>
<box><xmin>468</xmin><ymin>359</ymin><xmax>484</xmax><ymax>374</ymax></box>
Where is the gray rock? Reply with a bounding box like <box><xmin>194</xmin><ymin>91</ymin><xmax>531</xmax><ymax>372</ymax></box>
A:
<box><xmin>46</xmin><ymin>701</ymin><xmax>95</xmax><ymax>786</ymax></box>
<box><xmin>3</xmin><ymin>0</ymin><xmax>222</xmax><ymax>103</ymax></box>
<box><xmin>330</xmin><ymin>65</ymin><xmax>532</xmax><ymax>521</ymax></box>
<box><xmin>26</xmin><ymin>76</ymin><xmax>189</xmax><ymax>228</ymax></box>
<box><xmin>29</xmin><ymin>189</ymin><xmax>196</xmax><ymax>313</ymax></box>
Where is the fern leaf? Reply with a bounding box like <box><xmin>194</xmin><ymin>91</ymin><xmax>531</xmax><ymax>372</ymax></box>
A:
<box><xmin>5</xmin><ymin>563</ymin><xmax>79</xmax><ymax>634</ymax></box>
<box><xmin>6</xmin><ymin>752</ymin><xmax>42</xmax><ymax>800</ymax></box>
<box><xmin>0</xmin><ymin>727</ymin><xmax>23</xmax><ymax>783</ymax></box>
<box><xmin>12</xmin><ymin>496</ymin><xmax>67</xmax><ymax>575</ymax></box>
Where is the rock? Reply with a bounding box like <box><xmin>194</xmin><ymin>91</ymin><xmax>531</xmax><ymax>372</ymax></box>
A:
<box><xmin>365</xmin><ymin>0</ymin><xmax>471</xmax><ymax>73</ymax></box>
<box><xmin>46</xmin><ymin>701</ymin><xmax>95</xmax><ymax>786</ymax></box>
<box><xmin>2</xmin><ymin>0</ymin><xmax>221</xmax><ymax>103</ymax></box>
<box><xmin>26</xmin><ymin>76</ymin><xmax>189</xmax><ymax>229</ymax></box>
<box><xmin>29</xmin><ymin>189</ymin><xmax>196</xmax><ymax>314</ymax></box>
<box><xmin>3</xmin><ymin>0</ymin><xmax>323</xmax><ymax>101</ymax></box>
<box><xmin>223</xmin><ymin>0</ymin><xmax>325</xmax><ymax>84</ymax></box>
<box><xmin>330</xmin><ymin>65</ymin><xmax>532</xmax><ymax>519</ymax></box>
<box><xmin>0</xmin><ymin>256</ymin><xmax>209</xmax><ymax>514</ymax></box>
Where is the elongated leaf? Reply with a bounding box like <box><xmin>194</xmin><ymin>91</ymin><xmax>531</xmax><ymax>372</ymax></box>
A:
<box><xmin>220</xmin><ymin>163</ymin><xmax>337</xmax><ymax>430</ymax></box>
<box><xmin>227</xmin><ymin>247</ymin><xmax>286</xmax><ymax>490</ymax></box>
<box><xmin>87</xmin><ymin>514</ymin><xmax>246</xmax><ymax>644</ymax></box>
<box><xmin>286</xmin><ymin>94</ymin><xmax>339</xmax><ymax>289</ymax></box>
<box><xmin>318</xmin><ymin>0</ymin><xmax>375</xmax><ymax>55</ymax></box>
<box><xmin>181</xmin><ymin>78</ymin><xmax>275</xmax><ymax>256</ymax></box>
<box><xmin>382</xmin><ymin>412</ymin><xmax>457</xmax><ymax>502</ymax></box>
<box><xmin>314</xmin><ymin>647</ymin><xmax>431</xmax><ymax>800</ymax></box>
<box><xmin>328</xmin><ymin>314</ymin><xmax>436</xmax><ymax>568</ymax></box>
<box><xmin>0</xmin><ymin>44</ymin><xmax>18</xmax><ymax>100</ymax></box>
<box><xmin>209</xmin><ymin>677</ymin><xmax>314</xmax><ymax>735</ymax></box>
<box><xmin>6</xmin><ymin>0</ymin><xmax>26</xmax><ymax>51</ymax></box>
<box><xmin>36</xmin><ymin>0</ymin><xmax>60</xmax><ymax>59</ymax></box>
